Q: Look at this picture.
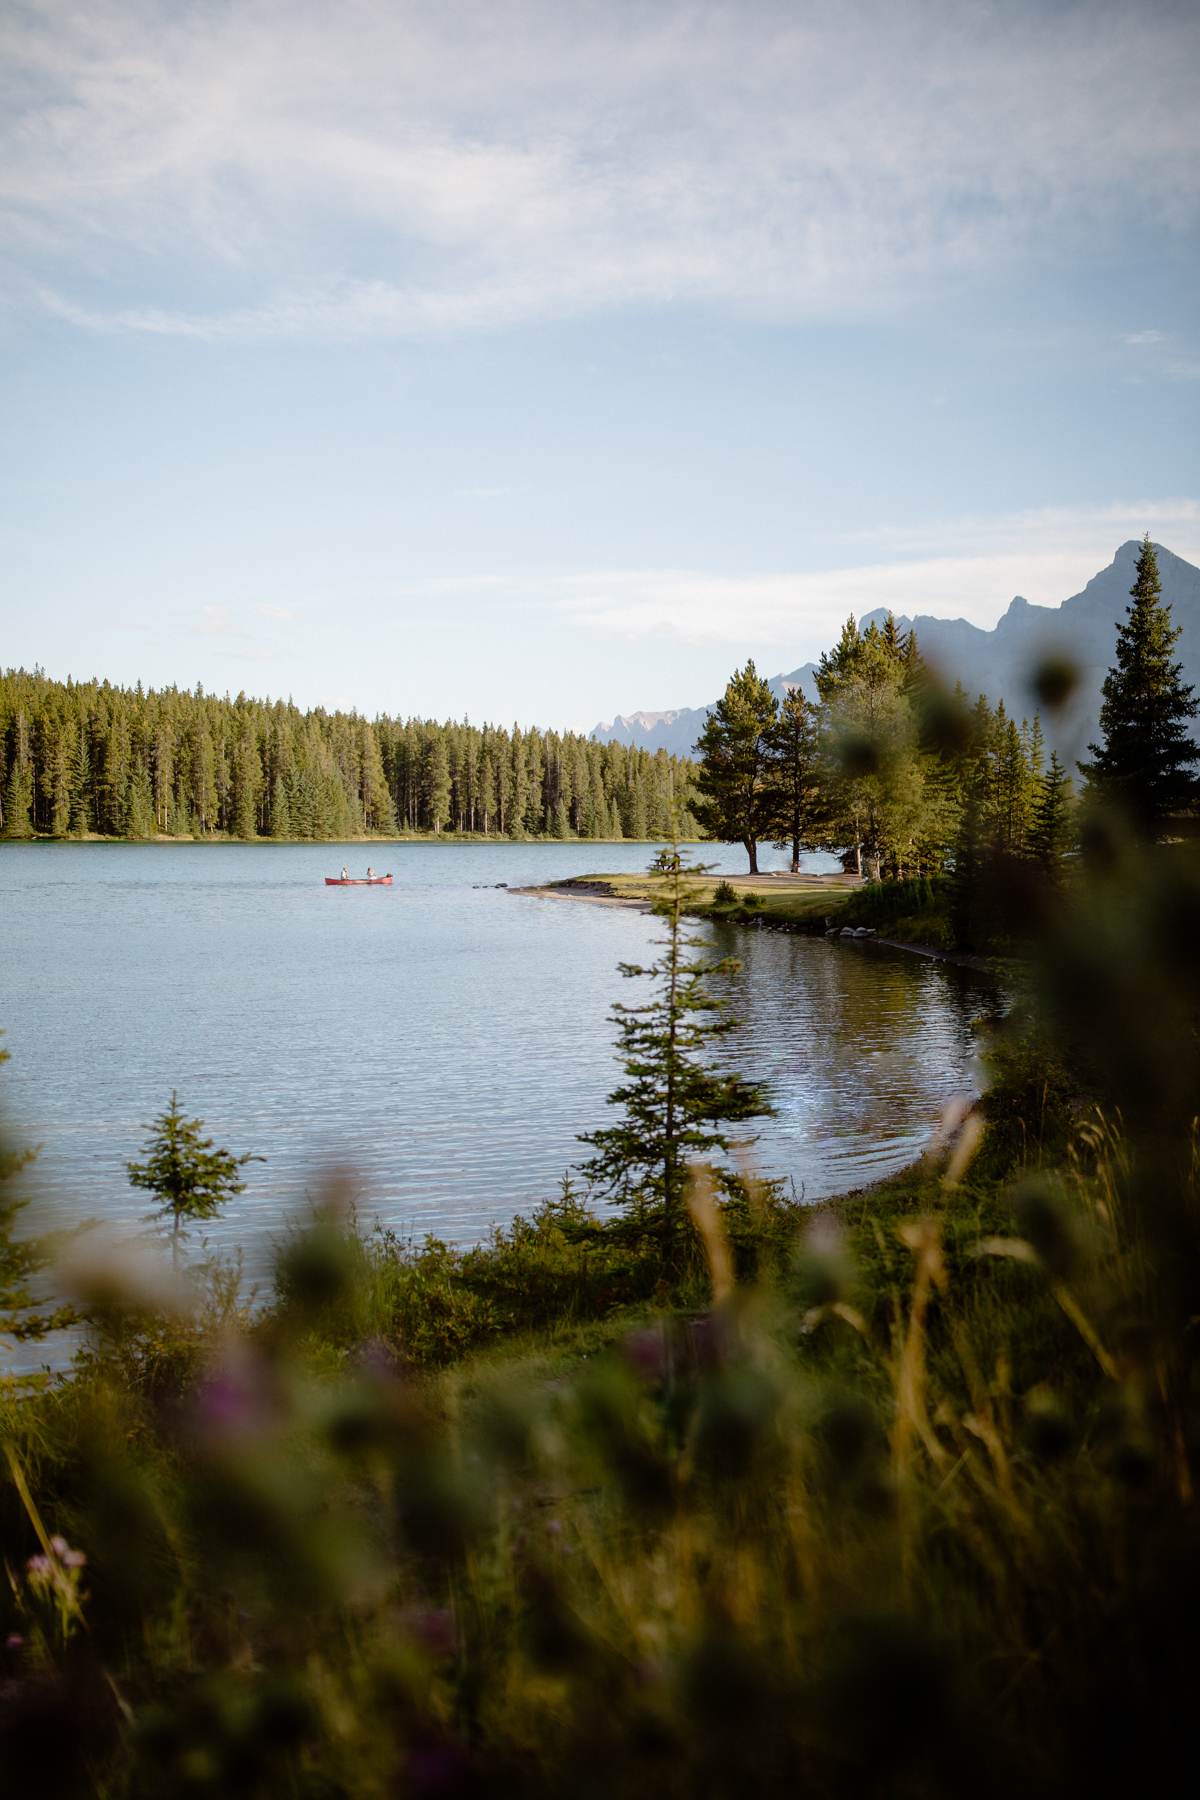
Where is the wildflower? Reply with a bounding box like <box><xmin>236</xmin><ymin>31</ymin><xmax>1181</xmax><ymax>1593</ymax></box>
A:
<box><xmin>49</xmin><ymin>1535</ymin><xmax>86</xmax><ymax>1569</ymax></box>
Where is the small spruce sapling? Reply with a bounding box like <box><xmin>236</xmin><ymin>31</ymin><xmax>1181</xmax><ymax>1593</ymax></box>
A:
<box><xmin>578</xmin><ymin>838</ymin><xmax>770</xmax><ymax>1265</ymax></box>
<box><xmin>127</xmin><ymin>1093</ymin><xmax>262</xmax><ymax>1269</ymax></box>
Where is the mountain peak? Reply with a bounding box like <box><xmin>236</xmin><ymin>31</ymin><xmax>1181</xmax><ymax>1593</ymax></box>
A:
<box><xmin>592</xmin><ymin>543</ymin><xmax>1200</xmax><ymax>762</ymax></box>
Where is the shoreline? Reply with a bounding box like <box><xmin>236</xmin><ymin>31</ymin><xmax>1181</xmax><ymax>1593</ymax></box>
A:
<box><xmin>512</xmin><ymin>877</ymin><xmax>1004</xmax><ymax>977</ymax></box>
<box><xmin>0</xmin><ymin>834</ymin><xmax>706</xmax><ymax>849</ymax></box>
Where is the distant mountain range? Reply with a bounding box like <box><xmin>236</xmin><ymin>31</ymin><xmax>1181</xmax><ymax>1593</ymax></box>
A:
<box><xmin>592</xmin><ymin>541</ymin><xmax>1200</xmax><ymax>763</ymax></box>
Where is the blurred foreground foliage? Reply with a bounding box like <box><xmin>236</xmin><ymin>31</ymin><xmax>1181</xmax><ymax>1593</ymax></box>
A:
<box><xmin>2</xmin><ymin>836</ymin><xmax>1200</xmax><ymax>1798</ymax></box>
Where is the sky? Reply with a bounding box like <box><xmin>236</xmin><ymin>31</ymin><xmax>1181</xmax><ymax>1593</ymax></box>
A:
<box><xmin>1</xmin><ymin>0</ymin><xmax>1198</xmax><ymax>732</ymax></box>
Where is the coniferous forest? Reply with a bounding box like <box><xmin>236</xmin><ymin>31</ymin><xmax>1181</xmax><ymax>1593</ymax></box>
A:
<box><xmin>0</xmin><ymin>669</ymin><xmax>697</xmax><ymax>842</ymax></box>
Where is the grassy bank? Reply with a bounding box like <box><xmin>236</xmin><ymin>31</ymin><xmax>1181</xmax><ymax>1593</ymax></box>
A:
<box><xmin>3</xmin><ymin>1110</ymin><xmax>1193</xmax><ymax>1797</ymax></box>
<box><xmin>532</xmin><ymin>866</ymin><xmax>965</xmax><ymax>951</ymax></box>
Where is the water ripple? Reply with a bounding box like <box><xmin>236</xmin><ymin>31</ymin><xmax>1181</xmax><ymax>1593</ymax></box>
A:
<box><xmin>0</xmin><ymin>841</ymin><xmax>987</xmax><ymax>1276</ymax></box>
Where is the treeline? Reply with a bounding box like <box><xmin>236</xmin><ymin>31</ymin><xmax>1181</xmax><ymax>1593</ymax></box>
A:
<box><xmin>0</xmin><ymin>669</ymin><xmax>697</xmax><ymax>842</ymax></box>
<box><xmin>698</xmin><ymin>612</ymin><xmax>1072</xmax><ymax>886</ymax></box>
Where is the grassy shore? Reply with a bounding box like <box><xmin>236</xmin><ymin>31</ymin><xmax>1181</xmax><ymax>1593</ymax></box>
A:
<box><xmin>519</xmin><ymin>866</ymin><xmax>975</xmax><ymax>958</ymax></box>
<box><xmin>522</xmin><ymin>867</ymin><xmax>857</xmax><ymax>918</ymax></box>
<box><xmin>6</xmin><ymin>1101</ymin><xmax>1190</xmax><ymax>1796</ymax></box>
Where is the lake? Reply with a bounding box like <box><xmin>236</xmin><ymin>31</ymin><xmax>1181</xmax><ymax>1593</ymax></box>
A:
<box><xmin>0</xmin><ymin>841</ymin><xmax>987</xmax><ymax>1276</ymax></box>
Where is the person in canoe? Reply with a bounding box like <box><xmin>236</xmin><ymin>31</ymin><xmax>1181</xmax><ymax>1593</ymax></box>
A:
<box><xmin>366</xmin><ymin>866</ymin><xmax>375</xmax><ymax>880</ymax></box>
<box><xmin>340</xmin><ymin>864</ymin><xmax>349</xmax><ymax>880</ymax></box>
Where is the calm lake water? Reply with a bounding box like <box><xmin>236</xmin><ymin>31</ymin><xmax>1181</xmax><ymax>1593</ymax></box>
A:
<box><xmin>1</xmin><ymin>841</ymin><xmax>987</xmax><ymax>1275</ymax></box>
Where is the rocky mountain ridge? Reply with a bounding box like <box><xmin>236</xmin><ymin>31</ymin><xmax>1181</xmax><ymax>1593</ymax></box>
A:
<box><xmin>592</xmin><ymin>541</ymin><xmax>1200</xmax><ymax>762</ymax></box>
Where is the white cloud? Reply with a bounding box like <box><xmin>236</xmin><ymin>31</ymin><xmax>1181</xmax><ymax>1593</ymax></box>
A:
<box><xmin>4</xmin><ymin>0</ymin><xmax>1198</xmax><ymax>339</ymax></box>
<box><xmin>402</xmin><ymin>499</ymin><xmax>1200</xmax><ymax>654</ymax></box>
<box><xmin>1123</xmin><ymin>329</ymin><xmax>1166</xmax><ymax>345</ymax></box>
<box><xmin>256</xmin><ymin>603</ymin><xmax>298</xmax><ymax>623</ymax></box>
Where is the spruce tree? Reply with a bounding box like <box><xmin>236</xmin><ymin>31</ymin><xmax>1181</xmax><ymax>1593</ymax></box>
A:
<box><xmin>578</xmin><ymin>841</ymin><xmax>770</xmax><ymax>1263</ymax></box>
<box><xmin>127</xmin><ymin>1094</ymin><xmax>261</xmax><ymax>1269</ymax></box>
<box><xmin>1027</xmin><ymin>752</ymin><xmax>1074</xmax><ymax>884</ymax></box>
<box><xmin>1081</xmin><ymin>536</ymin><xmax>1200</xmax><ymax>836</ymax></box>
<box><xmin>694</xmin><ymin>661</ymin><xmax>779</xmax><ymax>873</ymax></box>
<box><xmin>768</xmin><ymin>686</ymin><xmax>820</xmax><ymax>872</ymax></box>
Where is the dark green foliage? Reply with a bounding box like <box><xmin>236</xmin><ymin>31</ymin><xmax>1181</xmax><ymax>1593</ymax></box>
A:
<box><xmin>840</xmin><ymin>873</ymin><xmax>950</xmax><ymax>939</ymax></box>
<box><xmin>579</xmin><ymin>843</ymin><xmax>771</xmax><ymax>1258</ymax></box>
<box><xmin>1027</xmin><ymin>751</ymin><xmax>1074</xmax><ymax>881</ymax></box>
<box><xmin>1080</xmin><ymin>536</ymin><xmax>1200</xmax><ymax>837</ymax></box>
<box><xmin>0</xmin><ymin>667</ymin><xmax>697</xmax><ymax>842</ymax></box>
<box><xmin>689</xmin><ymin>621</ymin><xmax>1078</xmax><ymax>950</ymax></box>
<box><xmin>693</xmin><ymin>661</ymin><xmax>780</xmax><ymax>872</ymax></box>
<box><xmin>127</xmin><ymin>1094</ymin><xmax>262</xmax><ymax>1267</ymax></box>
<box><xmin>0</xmin><ymin>1041</ymin><xmax>73</xmax><ymax>1343</ymax></box>
<box><xmin>814</xmin><ymin>614</ymin><xmax>940</xmax><ymax>880</ymax></box>
<box><xmin>767</xmin><ymin>684</ymin><xmax>821</xmax><ymax>872</ymax></box>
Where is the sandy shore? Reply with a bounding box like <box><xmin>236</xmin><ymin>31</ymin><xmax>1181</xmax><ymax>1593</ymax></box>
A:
<box><xmin>509</xmin><ymin>882</ymin><xmax>650</xmax><ymax>908</ymax></box>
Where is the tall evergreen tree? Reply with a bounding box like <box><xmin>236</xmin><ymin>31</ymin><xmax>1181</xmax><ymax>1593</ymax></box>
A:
<box><xmin>1027</xmin><ymin>752</ymin><xmax>1074</xmax><ymax>885</ymax></box>
<box><xmin>578</xmin><ymin>842</ymin><xmax>769</xmax><ymax>1262</ymax></box>
<box><xmin>694</xmin><ymin>661</ymin><xmax>779</xmax><ymax>873</ymax></box>
<box><xmin>767</xmin><ymin>686</ymin><xmax>820</xmax><ymax>872</ymax></box>
<box><xmin>1080</xmin><ymin>536</ymin><xmax>1200</xmax><ymax>836</ymax></box>
<box><xmin>815</xmin><ymin>618</ymin><xmax>930</xmax><ymax>880</ymax></box>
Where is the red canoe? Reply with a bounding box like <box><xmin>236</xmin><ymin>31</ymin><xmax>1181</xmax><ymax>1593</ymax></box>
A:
<box><xmin>324</xmin><ymin>874</ymin><xmax>393</xmax><ymax>886</ymax></box>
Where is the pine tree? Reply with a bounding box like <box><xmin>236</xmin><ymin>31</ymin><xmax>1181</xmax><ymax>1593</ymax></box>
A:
<box><xmin>423</xmin><ymin>734</ymin><xmax>452</xmax><ymax>834</ymax></box>
<box><xmin>127</xmin><ymin>1094</ymin><xmax>261</xmax><ymax>1270</ymax></box>
<box><xmin>694</xmin><ymin>661</ymin><xmax>779</xmax><ymax>873</ymax></box>
<box><xmin>1080</xmin><ymin>536</ymin><xmax>1200</xmax><ymax>836</ymax></box>
<box><xmin>950</xmin><ymin>769</ymin><xmax>987</xmax><ymax>950</ymax></box>
<box><xmin>1027</xmin><ymin>752</ymin><xmax>1074</xmax><ymax>883</ymax></box>
<box><xmin>767</xmin><ymin>686</ymin><xmax>820</xmax><ymax>872</ymax></box>
<box><xmin>578</xmin><ymin>841</ymin><xmax>770</xmax><ymax>1263</ymax></box>
<box><xmin>814</xmin><ymin>617</ymin><xmax>931</xmax><ymax>880</ymax></box>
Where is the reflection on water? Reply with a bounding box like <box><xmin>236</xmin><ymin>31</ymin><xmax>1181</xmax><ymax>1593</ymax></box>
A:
<box><xmin>1</xmin><ymin>842</ymin><xmax>988</xmax><ymax>1276</ymax></box>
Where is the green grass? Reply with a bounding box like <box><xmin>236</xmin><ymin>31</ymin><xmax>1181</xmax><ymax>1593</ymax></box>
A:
<box><xmin>3</xmin><ymin>1106</ymin><xmax>1196</xmax><ymax>1796</ymax></box>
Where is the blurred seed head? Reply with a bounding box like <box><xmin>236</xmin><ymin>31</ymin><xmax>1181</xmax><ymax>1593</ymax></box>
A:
<box><xmin>395</xmin><ymin>1452</ymin><xmax>489</xmax><ymax>1561</ymax></box>
<box><xmin>813</xmin><ymin>1391</ymin><xmax>885</xmax><ymax>1480</ymax></box>
<box><xmin>1010</xmin><ymin>1176</ymin><xmax>1084</xmax><ymax>1282</ymax></box>
<box><xmin>401</xmin><ymin>1605</ymin><xmax>457</xmax><ymax>1663</ymax></box>
<box><xmin>1028</xmin><ymin>653</ymin><xmax>1080</xmax><ymax>712</ymax></box>
<box><xmin>1022</xmin><ymin>1386</ymin><xmax>1075</xmax><ymax>1462</ymax></box>
<box><xmin>789</xmin><ymin>1215</ymin><xmax>852</xmax><ymax>1313</ymax></box>
<box><xmin>692</xmin><ymin>1365</ymin><xmax>779</xmax><ymax>1480</ymax></box>
<box><xmin>914</xmin><ymin>682</ymin><xmax>976</xmax><ymax>756</ymax></box>
<box><xmin>274</xmin><ymin>1208</ymin><xmax>361</xmax><ymax>1323</ymax></box>
<box><xmin>836</xmin><ymin>729</ymin><xmax>884</xmax><ymax>779</ymax></box>
<box><xmin>57</xmin><ymin>1229</ymin><xmax>191</xmax><ymax>1325</ymax></box>
<box><xmin>623</xmin><ymin>1324</ymin><xmax>670</xmax><ymax>1385</ymax></box>
<box><xmin>192</xmin><ymin>1342</ymin><xmax>276</xmax><ymax>1449</ymax></box>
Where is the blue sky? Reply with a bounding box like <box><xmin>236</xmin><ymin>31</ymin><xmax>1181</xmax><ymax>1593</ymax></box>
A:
<box><xmin>2</xmin><ymin>0</ymin><xmax>1198</xmax><ymax>730</ymax></box>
